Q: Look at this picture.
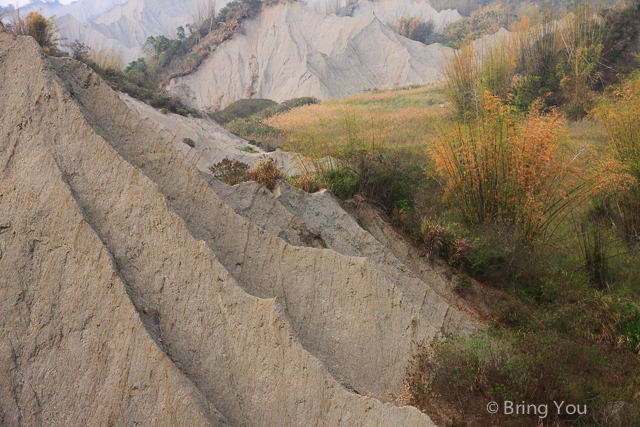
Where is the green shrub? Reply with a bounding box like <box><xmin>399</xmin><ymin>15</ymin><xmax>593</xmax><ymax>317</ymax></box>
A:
<box><xmin>210</xmin><ymin>99</ymin><xmax>278</xmax><ymax>124</ymax></box>
<box><xmin>360</xmin><ymin>149</ymin><xmax>424</xmax><ymax>212</ymax></box>
<box><xmin>328</xmin><ymin>147</ymin><xmax>427</xmax><ymax>213</ymax></box>
<box><xmin>323</xmin><ymin>168</ymin><xmax>359</xmax><ymax>199</ymax></box>
<box><xmin>454</xmin><ymin>274</ymin><xmax>472</xmax><ymax>293</ymax></box>
<box><xmin>393</xmin><ymin>17</ymin><xmax>436</xmax><ymax>44</ymax></box>
<box><xmin>274</xmin><ymin>97</ymin><xmax>320</xmax><ymax>114</ymax></box>
<box><xmin>79</xmin><ymin>57</ymin><xmax>200</xmax><ymax>117</ymax></box>
<box><xmin>469</xmin><ymin>244</ymin><xmax>509</xmax><ymax>280</ymax></box>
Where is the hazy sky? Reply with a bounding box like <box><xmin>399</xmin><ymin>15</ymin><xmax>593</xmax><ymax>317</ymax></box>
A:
<box><xmin>0</xmin><ymin>1</ymin><xmax>76</xmax><ymax>7</ymax></box>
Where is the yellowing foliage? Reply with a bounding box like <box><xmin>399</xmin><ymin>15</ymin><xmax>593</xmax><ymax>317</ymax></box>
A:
<box><xmin>433</xmin><ymin>93</ymin><xmax>625</xmax><ymax>241</ymax></box>
<box><xmin>3</xmin><ymin>9</ymin><xmax>59</xmax><ymax>52</ymax></box>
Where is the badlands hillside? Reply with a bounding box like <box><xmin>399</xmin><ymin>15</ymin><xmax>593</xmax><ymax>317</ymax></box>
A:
<box><xmin>0</xmin><ymin>33</ymin><xmax>479</xmax><ymax>426</ymax></box>
<box><xmin>1</xmin><ymin>0</ymin><xmax>198</xmax><ymax>62</ymax></box>
<box><xmin>168</xmin><ymin>1</ymin><xmax>453</xmax><ymax>111</ymax></box>
<box><xmin>6</xmin><ymin>0</ymin><xmax>461</xmax><ymax>69</ymax></box>
<box><xmin>4</xmin><ymin>0</ymin><xmax>462</xmax><ymax>103</ymax></box>
<box><xmin>57</xmin><ymin>0</ymin><xmax>201</xmax><ymax>63</ymax></box>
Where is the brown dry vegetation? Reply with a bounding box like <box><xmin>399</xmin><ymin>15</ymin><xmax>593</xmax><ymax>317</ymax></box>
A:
<box><xmin>1</xmin><ymin>8</ymin><xmax>61</xmax><ymax>54</ymax></box>
<box><xmin>266</xmin><ymin>85</ymin><xmax>447</xmax><ymax>156</ymax></box>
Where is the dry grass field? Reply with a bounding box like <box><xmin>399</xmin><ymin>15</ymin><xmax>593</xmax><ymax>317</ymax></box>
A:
<box><xmin>266</xmin><ymin>84</ymin><xmax>449</xmax><ymax>156</ymax></box>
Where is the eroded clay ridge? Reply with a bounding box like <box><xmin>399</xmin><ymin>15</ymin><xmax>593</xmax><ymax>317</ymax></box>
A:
<box><xmin>0</xmin><ymin>37</ymin><xmax>473</xmax><ymax>426</ymax></box>
<box><xmin>167</xmin><ymin>2</ymin><xmax>452</xmax><ymax>111</ymax></box>
<box><xmin>0</xmin><ymin>37</ymin><xmax>227</xmax><ymax>427</ymax></box>
<box><xmin>118</xmin><ymin>94</ymin><xmax>478</xmax><ymax>331</ymax></box>
<box><xmin>58</xmin><ymin>38</ymin><xmax>478</xmax><ymax>402</ymax></box>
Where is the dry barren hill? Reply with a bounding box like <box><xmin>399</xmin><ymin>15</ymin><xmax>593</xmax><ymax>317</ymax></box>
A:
<box><xmin>0</xmin><ymin>35</ymin><xmax>477</xmax><ymax>426</ymax></box>
<box><xmin>167</xmin><ymin>1</ymin><xmax>452</xmax><ymax>111</ymax></box>
<box><xmin>57</xmin><ymin>0</ymin><xmax>200</xmax><ymax>63</ymax></box>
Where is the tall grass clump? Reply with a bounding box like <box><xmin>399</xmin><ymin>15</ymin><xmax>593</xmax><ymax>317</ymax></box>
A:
<box><xmin>591</xmin><ymin>71</ymin><xmax>640</xmax><ymax>246</ymax></box>
<box><xmin>446</xmin><ymin>2</ymin><xmax>608</xmax><ymax>118</ymax></box>
<box><xmin>594</xmin><ymin>71</ymin><xmax>640</xmax><ymax>181</ymax></box>
<box><xmin>443</xmin><ymin>41</ymin><xmax>482</xmax><ymax>118</ymax></box>
<box><xmin>436</xmin><ymin>2</ymin><xmax>631</xmax><ymax>241</ymax></box>
<box><xmin>433</xmin><ymin>93</ymin><xmax>614</xmax><ymax>241</ymax></box>
<box><xmin>443</xmin><ymin>35</ymin><xmax>517</xmax><ymax>120</ymax></box>
<box><xmin>89</xmin><ymin>48</ymin><xmax>125</xmax><ymax>70</ymax></box>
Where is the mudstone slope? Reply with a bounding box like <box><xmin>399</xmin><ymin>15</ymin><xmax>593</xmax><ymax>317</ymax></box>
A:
<box><xmin>167</xmin><ymin>1</ymin><xmax>453</xmax><ymax>111</ymax></box>
<box><xmin>0</xmin><ymin>35</ymin><xmax>477</xmax><ymax>426</ymax></box>
<box><xmin>57</xmin><ymin>0</ymin><xmax>200</xmax><ymax>63</ymax></box>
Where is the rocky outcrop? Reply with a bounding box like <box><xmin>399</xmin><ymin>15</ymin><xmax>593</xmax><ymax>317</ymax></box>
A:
<box><xmin>167</xmin><ymin>1</ymin><xmax>452</xmax><ymax>111</ymax></box>
<box><xmin>1</xmin><ymin>36</ymin><xmax>476</xmax><ymax>426</ymax></box>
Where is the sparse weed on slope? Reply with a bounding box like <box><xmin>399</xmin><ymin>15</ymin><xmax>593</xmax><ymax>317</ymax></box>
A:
<box><xmin>2</xmin><ymin>8</ymin><xmax>61</xmax><ymax>54</ymax></box>
<box><xmin>246</xmin><ymin>158</ymin><xmax>285</xmax><ymax>190</ymax></box>
<box><xmin>209</xmin><ymin>158</ymin><xmax>250</xmax><ymax>185</ymax></box>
